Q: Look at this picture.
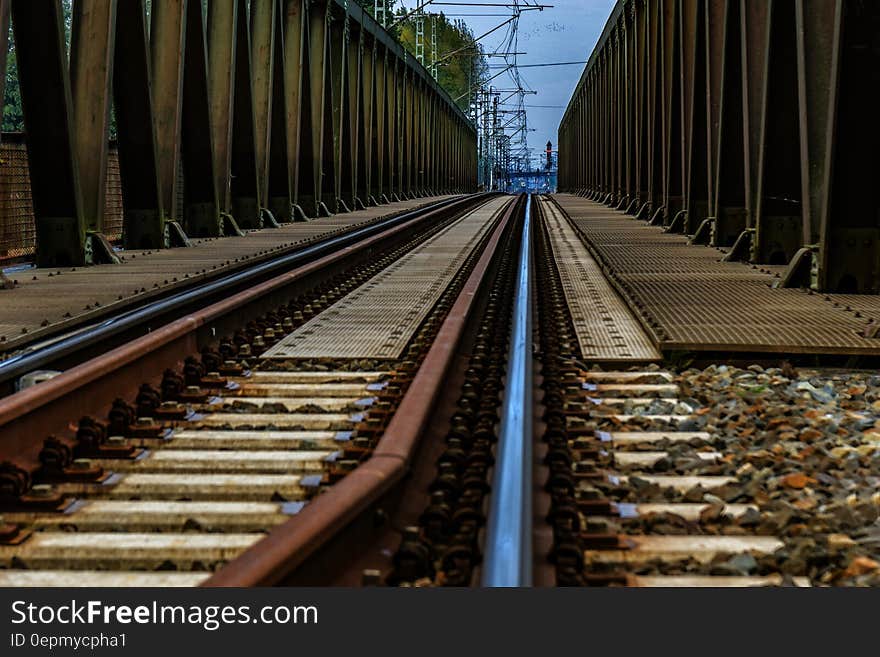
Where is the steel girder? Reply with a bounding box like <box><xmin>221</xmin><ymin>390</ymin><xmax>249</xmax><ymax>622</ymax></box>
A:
<box><xmin>2</xmin><ymin>0</ymin><xmax>476</xmax><ymax>268</ymax></box>
<box><xmin>558</xmin><ymin>0</ymin><xmax>880</xmax><ymax>293</ymax></box>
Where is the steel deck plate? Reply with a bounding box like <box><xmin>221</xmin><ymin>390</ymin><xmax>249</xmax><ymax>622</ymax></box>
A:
<box><xmin>264</xmin><ymin>197</ymin><xmax>508</xmax><ymax>360</ymax></box>
<box><xmin>552</xmin><ymin>196</ymin><xmax>880</xmax><ymax>355</ymax></box>
<box><xmin>0</xmin><ymin>197</ymin><xmax>454</xmax><ymax>351</ymax></box>
<box><xmin>541</xmin><ymin>199</ymin><xmax>660</xmax><ymax>362</ymax></box>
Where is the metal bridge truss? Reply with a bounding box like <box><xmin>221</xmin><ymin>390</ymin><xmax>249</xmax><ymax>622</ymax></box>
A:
<box><xmin>0</xmin><ymin>0</ymin><xmax>477</xmax><ymax>267</ymax></box>
<box><xmin>558</xmin><ymin>0</ymin><xmax>880</xmax><ymax>293</ymax></box>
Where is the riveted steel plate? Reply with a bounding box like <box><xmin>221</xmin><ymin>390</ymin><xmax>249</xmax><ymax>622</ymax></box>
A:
<box><xmin>553</xmin><ymin>196</ymin><xmax>880</xmax><ymax>355</ymax></box>
<box><xmin>264</xmin><ymin>197</ymin><xmax>508</xmax><ymax>360</ymax></box>
<box><xmin>541</xmin><ymin>199</ymin><xmax>661</xmax><ymax>362</ymax></box>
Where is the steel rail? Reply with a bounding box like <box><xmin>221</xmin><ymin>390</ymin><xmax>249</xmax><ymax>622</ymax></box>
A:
<box><xmin>0</xmin><ymin>196</ymin><xmax>481</xmax><ymax>389</ymax></box>
<box><xmin>0</xmin><ymin>195</ymin><xmax>497</xmax><ymax>475</ymax></box>
<box><xmin>203</xmin><ymin>196</ymin><xmax>522</xmax><ymax>587</ymax></box>
<box><xmin>481</xmin><ymin>193</ymin><xmax>533</xmax><ymax>587</ymax></box>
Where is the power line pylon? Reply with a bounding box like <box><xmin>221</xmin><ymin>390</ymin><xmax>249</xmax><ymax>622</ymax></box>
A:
<box><xmin>431</xmin><ymin>14</ymin><xmax>438</xmax><ymax>79</ymax></box>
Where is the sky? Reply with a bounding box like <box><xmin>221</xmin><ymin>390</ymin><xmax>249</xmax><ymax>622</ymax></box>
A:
<box><xmin>397</xmin><ymin>0</ymin><xmax>617</xmax><ymax>167</ymax></box>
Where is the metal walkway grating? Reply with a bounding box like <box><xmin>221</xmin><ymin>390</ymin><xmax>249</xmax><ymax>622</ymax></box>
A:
<box><xmin>0</xmin><ymin>197</ymin><xmax>455</xmax><ymax>351</ymax></box>
<box><xmin>541</xmin><ymin>198</ymin><xmax>661</xmax><ymax>362</ymax></box>
<box><xmin>263</xmin><ymin>197</ymin><xmax>508</xmax><ymax>360</ymax></box>
<box><xmin>552</xmin><ymin>195</ymin><xmax>880</xmax><ymax>355</ymax></box>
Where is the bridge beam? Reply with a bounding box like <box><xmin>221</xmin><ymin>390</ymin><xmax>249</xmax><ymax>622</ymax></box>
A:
<box><xmin>559</xmin><ymin>0</ymin><xmax>880</xmax><ymax>293</ymax></box>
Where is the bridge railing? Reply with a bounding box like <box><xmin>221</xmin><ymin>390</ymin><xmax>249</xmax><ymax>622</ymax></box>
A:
<box><xmin>0</xmin><ymin>0</ymin><xmax>477</xmax><ymax>268</ymax></box>
<box><xmin>558</xmin><ymin>0</ymin><xmax>880</xmax><ymax>294</ymax></box>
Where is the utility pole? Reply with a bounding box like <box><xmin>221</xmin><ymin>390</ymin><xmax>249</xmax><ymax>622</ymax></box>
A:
<box><xmin>415</xmin><ymin>9</ymin><xmax>425</xmax><ymax>65</ymax></box>
<box><xmin>430</xmin><ymin>14</ymin><xmax>438</xmax><ymax>79</ymax></box>
<box><xmin>374</xmin><ymin>0</ymin><xmax>387</xmax><ymax>28</ymax></box>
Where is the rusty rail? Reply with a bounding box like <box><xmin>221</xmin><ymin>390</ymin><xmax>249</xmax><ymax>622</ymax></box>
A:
<box><xmin>203</xmin><ymin>195</ymin><xmax>524</xmax><ymax>586</ymax></box>
<box><xmin>0</xmin><ymin>195</ymin><xmax>474</xmax><ymax>391</ymax></box>
<box><xmin>0</xmin><ymin>194</ymin><xmax>493</xmax><ymax>476</ymax></box>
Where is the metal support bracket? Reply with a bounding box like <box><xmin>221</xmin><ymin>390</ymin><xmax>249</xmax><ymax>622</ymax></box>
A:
<box><xmin>260</xmin><ymin>208</ymin><xmax>281</xmax><ymax>228</ymax></box>
<box><xmin>722</xmin><ymin>228</ymin><xmax>755</xmax><ymax>262</ymax></box>
<box><xmin>317</xmin><ymin>202</ymin><xmax>332</xmax><ymax>218</ymax></box>
<box><xmin>634</xmin><ymin>202</ymin><xmax>651</xmax><ymax>221</ymax></box>
<box><xmin>292</xmin><ymin>204</ymin><xmax>310</xmax><ymax>222</ymax></box>
<box><xmin>336</xmin><ymin>199</ymin><xmax>352</xmax><ymax>214</ymax></box>
<box><xmin>221</xmin><ymin>213</ymin><xmax>246</xmax><ymax>237</ymax></box>
<box><xmin>85</xmin><ymin>232</ymin><xmax>121</xmax><ymax>265</ymax></box>
<box><xmin>690</xmin><ymin>217</ymin><xmax>715</xmax><ymax>245</ymax></box>
<box><xmin>777</xmin><ymin>246</ymin><xmax>817</xmax><ymax>289</ymax></box>
<box><xmin>648</xmin><ymin>205</ymin><xmax>666</xmax><ymax>226</ymax></box>
<box><xmin>353</xmin><ymin>197</ymin><xmax>366</xmax><ymax>211</ymax></box>
<box><xmin>665</xmin><ymin>210</ymin><xmax>687</xmax><ymax>234</ymax></box>
<box><xmin>166</xmin><ymin>221</ymin><xmax>192</xmax><ymax>248</ymax></box>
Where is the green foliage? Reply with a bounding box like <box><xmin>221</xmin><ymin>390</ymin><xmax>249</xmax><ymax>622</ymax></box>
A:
<box><xmin>3</xmin><ymin>43</ymin><xmax>22</xmax><ymax>133</ymax></box>
<box><xmin>397</xmin><ymin>13</ymin><xmax>486</xmax><ymax>113</ymax></box>
<box><xmin>3</xmin><ymin>0</ymin><xmax>72</xmax><ymax>133</ymax></box>
<box><xmin>2</xmin><ymin>1</ymin><xmax>478</xmax><ymax>135</ymax></box>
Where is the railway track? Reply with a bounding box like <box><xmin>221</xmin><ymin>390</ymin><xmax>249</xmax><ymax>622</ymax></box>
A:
<box><xmin>1</xmin><ymin>192</ymin><xmax>878</xmax><ymax>588</ymax></box>
<box><xmin>0</xmin><ymin>196</ymin><xmax>469</xmax><ymax>396</ymax></box>
<box><xmin>534</xmin><ymin>196</ymin><xmax>880</xmax><ymax>588</ymax></box>
<box><xmin>0</xmin><ymin>194</ymin><xmax>522</xmax><ymax>586</ymax></box>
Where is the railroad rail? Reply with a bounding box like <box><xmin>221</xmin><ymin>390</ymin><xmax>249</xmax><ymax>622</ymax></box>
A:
<box><xmin>0</xmin><ymin>195</ymin><xmax>468</xmax><ymax>394</ymax></box>
<box><xmin>0</xmin><ymin>193</ymin><xmax>524</xmax><ymax>585</ymax></box>
<box><xmin>533</xmin><ymin>195</ymin><xmax>878</xmax><ymax>588</ymax></box>
<box><xmin>482</xmin><ymin>195</ymin><xmax>533</xmax><ymax>587</ymax></box>
<box><xmin>2</xmin><ymin>193</ymin><xmax>878</xmax><ymax>588</ymax></box>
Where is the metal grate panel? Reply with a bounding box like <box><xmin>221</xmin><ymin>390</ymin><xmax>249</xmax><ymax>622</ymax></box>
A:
<box><xmin>541</xmin><ymin>198</ymin><xmax>660</xmax><ymax>362</ymax></box>
<box><xmin>553</xmin><ymin>195</ymin><xmax>880</xmax><ymax>355</ymax></box>
<box><xmin>0</xmin><ymin>197</ymin><xmax>455</xmax><ymax>348</ymax></box>
<box><xmin>264</xmin><ymin>197</ymin><xmax>508</xmax><ymax>360</ymax></box>
<box><xmin>0</xmin><ymin>137</ymin><xmax>125</xmax><ymax>262</ymax></box>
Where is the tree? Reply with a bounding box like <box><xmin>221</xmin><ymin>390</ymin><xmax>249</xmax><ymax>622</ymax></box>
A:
<box><xmin>397</xmin><ymin>13</ymin><xmax>486</xmax><ymax>113</ymax></box>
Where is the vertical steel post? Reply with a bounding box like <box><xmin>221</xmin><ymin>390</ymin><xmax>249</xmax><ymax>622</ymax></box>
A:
<box><xmin>114</xmin><ymin>0</ymin><xmax>168</xmax><ymax>249</ymax></box>
<box><xmin>11</xmin><ymin>0</ymin><xmax>86</xmax><ymax>266</ymax></box>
